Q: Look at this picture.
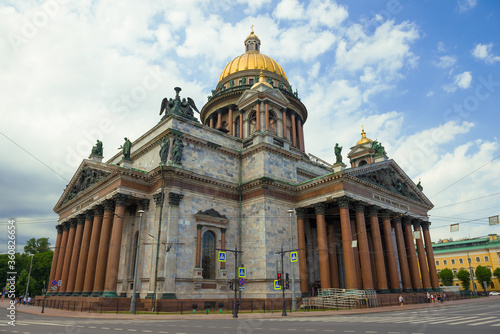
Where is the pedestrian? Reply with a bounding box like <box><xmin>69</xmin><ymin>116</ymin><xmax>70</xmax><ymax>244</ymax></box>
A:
<box><xmin>23</xmin><ymin>296</ymin><xmax>26</xmax><ymax>306</ymax></box>
<box><xmin>443</xmin><ymin>292</ymin><xmax>446</xmax><ymax>302</ymax></box>
<box><xmin>427</xmin><ymin>292</ymin><xmax>430</xmax><ymax>303</ymax></box>
<box><xmin>27</xmin><ymin>296</ymin><xmax>31</xmax><ymax>306</ymax></box>
<box><xmin>399</xmin><ymin>295</ymin><xmax>405</xmax><ymax>309</ymax></box>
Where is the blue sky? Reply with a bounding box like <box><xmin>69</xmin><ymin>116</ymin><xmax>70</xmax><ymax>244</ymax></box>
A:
<box><xmin>1</xmin><ymin>0</ymin><xmax>499</xmax><ymax>251</ymax></box>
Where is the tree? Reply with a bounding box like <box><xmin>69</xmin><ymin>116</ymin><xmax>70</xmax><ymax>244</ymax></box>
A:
<box><xmin>475</xmin><ymin>265</ymin><xmax>492</xmax><ymax>291</ymax></box>
<box><xmin>456</xmin><ymin>269</ymin><xmax>471</xmax><ymax>290</ymax></box>
<box><xmin>438</xmin><ymin>268</ymin><xmax>454</xmax><ymax>286</ymax></box>
<box><xmin>24</xmin><ymin>237</ymin><xmax>51</xmax><ymax>254</ymax></box>
<box><xmin>493</xmin><ymin>267</ymin><xmax>500</xmax><ymax>279</ymax></box>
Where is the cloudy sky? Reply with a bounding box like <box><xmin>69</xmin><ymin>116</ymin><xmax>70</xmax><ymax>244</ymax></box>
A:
<box><xmin>1</xmin><ymin>0</ymin><xmax>499</xmax><ymax>252</ymax></box>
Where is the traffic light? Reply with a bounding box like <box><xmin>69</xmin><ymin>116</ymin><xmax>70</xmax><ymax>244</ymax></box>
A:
<box><xmin>277</xmin><ymin>272</ymin><xmax>282</xmax><ymax>284</ymax></box>
<box><xmin>286</xmin><ymin>281</ymin><xmax>290</xmax><ymax>290</ymax></box>
<box><xmin>285</xmin><ymin>273</ymin><xmax>289</xmax><ymax>282</ymax></box>
<box><xmin>229</xmin><ymin>281</ymin><xmax>233</xmax><ymax>290</ymax></box>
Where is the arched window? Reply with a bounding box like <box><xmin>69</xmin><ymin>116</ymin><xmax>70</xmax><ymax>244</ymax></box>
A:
<box><xmin>235</xmin><ymin>116</ymin><xmax>240</xmax><ymax>137</ymax></box>
<box><xmin>269</xmin><ymin>111</ymin><xmax>277</xmax><ymax>135</ymax></box>
<box><xmin>359</xmin><ymin>160</ymin><xmax>368</xmax><ymax>166</ymax></box>
<box><xmin>201</xmin><ymin>231</ymin><xmax>216</xmax><ymax>279</ymax></box>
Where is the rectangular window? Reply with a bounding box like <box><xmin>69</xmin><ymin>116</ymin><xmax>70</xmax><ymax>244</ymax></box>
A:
<box><xmin>475</xmin><ymin>256</ymin><xmax>480</xmax><ymax>262</ymax></box>
<box><xmin>435</xmin><ymin>260</ymin><xmax>440</xmax><ymax>266</ymax></box>
<box><xmin>451</xmin><ymin>259</ymin><xmax>455</xmax><ymax>264</ymax></box>
<box><xmin>443</xmin><ymin>260</ymin><xmax>448</xmax><ymax>265</ymax></box>
<box><xmin>484</xmin><ymin>256</ymin><xmax>489</xmax><ymax>262</ymax></box>
<box><xmin>249</xmin><ymin>78</ymin><xmax>254</xmax><ymax>85</ymax></box>
<box><xmin>459</xmin><ymin>258</ymin><xmax>464</xmax><ymax>264</ymax></box>
<box><xmin>453</xmin><ymin>270</ymin><xmax>457</xmax><ymax>275</ymax></box>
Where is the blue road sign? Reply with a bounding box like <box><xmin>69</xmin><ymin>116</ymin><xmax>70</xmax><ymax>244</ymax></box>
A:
<box><xmin>238</xmin><ymin>267</ymin><xmax>246</xmax><ymax>278</ymax></box>
<box><xmin>290</xmin><ymin>251</ymin><xmax>298</xmax><ymax>263</ymax></box>
<box><xmin>218</xmin><ymin>251</ymin><xmax>226</xmax><ymax>262</ymax></box>
<box><xmin>51</xmin><ymin>280</ymin><xmax>57</xmax><ymax>286</ymax></box>
<box><xmin>239</xmin><ymin>278</ymin><xmax>245</xmax><ymax>286</ymax></box>
<box><xmin>274</xmin><ymin>280</ymin><xmax>281</xmax><ymax>290</ymax></box>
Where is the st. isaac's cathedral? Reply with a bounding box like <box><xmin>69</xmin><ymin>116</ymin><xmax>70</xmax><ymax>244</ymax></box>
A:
<box><xmin>48</xmin><ymin>30</ymin><xmax>440</xmax><ymax>302</ymax></box>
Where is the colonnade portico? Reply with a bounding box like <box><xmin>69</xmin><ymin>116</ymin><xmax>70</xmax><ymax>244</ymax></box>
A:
<box><xmin>295</xmin><ymin>196</ymin><xmax>440</xmax><ymax>294</ymax></box>
<box><xmin>48</xmin><ymin>193</ymin><xmax>147</xmax><ymax>297</ymax></box>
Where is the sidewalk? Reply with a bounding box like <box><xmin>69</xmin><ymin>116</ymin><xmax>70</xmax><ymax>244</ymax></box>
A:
<box><xmin>1</xmin><ymin>296</ymin><xmax>498</xmax><ymax>320</ymax></box>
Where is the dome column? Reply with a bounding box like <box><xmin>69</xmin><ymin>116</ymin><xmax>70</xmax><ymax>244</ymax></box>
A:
<box><xmin>216</xmin><ymin>109</ymin><xmax>222</xmax><ymax>129</ymax></box>
<box><xmin>239</xmin><ymin>111</ymin><xmax>244</xmax><ymax>139</ymax></box>
<box><xmin>209</xmin><ymin>115</ymin><xmax>214</xmax><ymax>129</ymax></box>
<box><xmin>297</xmin><ymin>118</ymin><xmax>305</xmax><ymax>152</ymax></box>
<box><xmin>291</xmin><ymin>112</ymin><xmax>297</xmax><ymax>147</ymax></box>
<box><xmin>282</xmin><ymin>109</ymin><xmax>287</xmax><ymax>139</ymax></box>
<box><xmin>264</xmin><ymin>103</ymin><xmax>269</xmax><ymax>131</ymax></box>
<box><xmin>256</xmin><ymin>103</ymin><xmax>261</xmax><ymax>131</ymax></box>
<box><xmin>228</xmin><ymin>106</ymin><xmax>234</xmax><ymax>135</ymax></box>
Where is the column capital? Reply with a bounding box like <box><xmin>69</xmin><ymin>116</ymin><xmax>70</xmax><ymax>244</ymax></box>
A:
<box><xmin>367</xmin><ymin>206</ymin><xmax>379</xmax><ymax>217</ymax></box>
<box><xmin>412</xmin><ymin>220</ymin><xmax>422</xmax><ymax>229</ymax></box>
<box><xmin>402</xmin><ymin>216</ymin><xmax>413</xmax><ymax>226</ymax></box>
<box><xmin>295</xmin><ymin>208</ymin><xmax>307</xmax><ymax>219</ymax></box>
<box><xmin>85</xmin><ymin>210</ymin><xmax>94</xmax><ymax>221</ymax></box>
<box><xmin>153</xmin><ymin>192</ymin><xmax>164</xmax><ymax>205</ymax></box>
<box><xmin>168</xmin><ymin>192</ymin><xmax>184</xmax><ymax>206</ymax></box>
<box><xmin>126</xmin><ymin>204</ymin><xmax>137</xmax><ymax>215</ymax></box>
<box><xmin>393</xmin><ymin>216</ymin><xmax>402</xmax><ymax>224</ymax></box>
<box><xmin>76</xmin><ymin>214</ymin><xmax>85</xmax><ymax>225</ymax></box>
<box><xmin>69</xmin><ymin>218</ymin><xmax>78</xmax><ymax>229</ymax></box>
<box><xmin>62</xmin><ymin>221</ymin><xmax>70</xmax><ymax>231</ymax></box>
<box><xmin>421</xmin><ymin>221</ymin><xmax>431</xmax><ymax>231</ymax></box>
<box><xmin>197</xmin><ymin>224</ymin><xmax>203</xmax><ymax>230</ymax></box>
<box><xmin>140</xmin><ymin>199</ymin><xmax>150</xmax><ymax>211</ymax></box>
<box><xmin>380</xmin><ymin>209</ymin><xmax>392</xmax><ymax>220</ymax></box>
<box><xmin>221</xmin><ymin>228</ymin><xmax>227</xmax><ymax>234</ymax></box>
<box><xmin>113</xmin><ymin>193</ymin><xmax>129</xmax><ymax>206</ymax></box>
<box><xmin>337</xmin><ymin>196</ymin><xmax>350</xmax><ymax>209</ymax></box>
<box><xmin>313</xmin><ymin>203</ymin><xmax>326</xmax><ymax>214</ymax></box>
<box><xmin>56</xmin><ymin>224</ymin><xmax>64</xmax><ymax>234</ymax></box>
<box><xmin>93</xmin><ymin>204</ymin><xmax>104</xmax><ymax>217</ymax></box>
<box><xmin>354</xmin><ymin>201</ymin><xmax>366</xmax><ymax>213</ymax></box>
<box><xmin>102</xmin><ymin>199</ymin><xmax>115</xmax><ymax>212</ymax></box>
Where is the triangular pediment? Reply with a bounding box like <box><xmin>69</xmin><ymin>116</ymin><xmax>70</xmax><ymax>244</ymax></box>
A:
<box><xmin>237</xmin><ymin>87</ymin><xmax>290</xmax><ymax>110</ymax></box>
<box><xmin>54</xmin><ymin>160</ymin><xmax>113</xmax><ymax>211</ymax></box>
<box><xmin>345</xmin><ymin>159</ymin><xmax>433</xmax><ymax>207</ymax></box>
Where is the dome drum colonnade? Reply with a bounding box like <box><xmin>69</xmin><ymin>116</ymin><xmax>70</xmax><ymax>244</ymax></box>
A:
<box><xmin>200</xmin><ymin>30</ymin><xmax>307</xmax><ymax>152</ymax></box>
<box><xmin>47</xmin><ymin>193</ymin><xmax>153</xmax><ymax>297</ymax></box>
<box><xmin>294</xmin><ymin>196</ymin><xmax>440</xmax><ymax>293</ymax></box>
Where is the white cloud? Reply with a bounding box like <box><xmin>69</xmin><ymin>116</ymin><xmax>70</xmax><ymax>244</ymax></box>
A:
<box><xmin>273</xmin><ymin>0</ymin><xmax>304</xmax><ymax>20</ymax></box>
<box><xmin>443</xmin><ymin>71</ymin><xmax>472</xmax><ymax>92</ymax></box>
<box><xmin>273</xmin><ymin>0</ymin><xmax>348</xmax><ymax>28</ymax></box>
<box><xmin>457</xmin><ymin>0</ymin><xmax>477</xmax><ymax>13</ymax></box>
<box><xmin>437</xmin><ymin>41</ymin><xmax>447</xmax><ymax>53</ymax></box>
<box><xmin>471</xmin><ymin>43</ymin><xmax>500</xmax><ymax>64</ymax></box>
<box><xmin>426</xmin><ymin>91</ymin><xmax>434</xmax><ymax>97</ymax></box>
<box><xmin>434</xmin><ymin>55</ymin><xmax>457</xmax><ymax>68</ymax></box>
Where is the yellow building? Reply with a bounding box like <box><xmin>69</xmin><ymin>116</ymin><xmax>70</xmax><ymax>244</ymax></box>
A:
<box><xmin>432</xmin><ymin>234</ymin><xmax>500</xmax><ymax>292</ymax></box>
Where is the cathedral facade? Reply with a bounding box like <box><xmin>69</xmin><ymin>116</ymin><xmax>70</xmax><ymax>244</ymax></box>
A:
<box><xmin>48</xmin><ymin>30</ymin><xmax>440</xmax><ymax>301</ymax></box>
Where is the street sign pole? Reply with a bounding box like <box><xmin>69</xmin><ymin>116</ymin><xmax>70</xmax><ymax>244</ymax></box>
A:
<box><xmin>217</xmin><ymin>246</ymin><xmax>244</xmax><ymax>318</ymax></box>
<box><xmin>281</xmin><ymin>245</ymin><xmax>287</xmax><ymax>316</ymax></box>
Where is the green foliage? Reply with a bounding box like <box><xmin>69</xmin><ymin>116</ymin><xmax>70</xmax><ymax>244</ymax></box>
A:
<box><xmin>438</xmin><ymin>268</ymin><xmax>454</xmax><ymax>286</ymax></box>
<box><xmin>0</xmin><ymin>251</ymin><xmax>53</xmax><ymax>297</ymax></box>
<box><xmin>475</xmin><ymin>265</ymin><xmax>492</xmax><ymax>291</ymax></box>
<box><xmin>24</xmin><ymin>237</ymin><xmax>51</xmax><ymax>254</ymax></box>
<box><xmin>493</xmin><ymin>267</ymin><xmax>500</xmax><ymax>279</ymax></box>
<box><xmin>456</xmin><ymin>269</ymin><xmax>471</xmax><ymax>290</ymax></box>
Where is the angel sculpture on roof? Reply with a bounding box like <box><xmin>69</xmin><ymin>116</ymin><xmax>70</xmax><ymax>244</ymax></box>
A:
<box><xmin>159</xmin><ymin>87</ymin><xmax>200</xmax><ymax>123</ymax></box>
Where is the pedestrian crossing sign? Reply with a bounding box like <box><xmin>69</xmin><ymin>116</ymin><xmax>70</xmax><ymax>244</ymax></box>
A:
<box><xmin>238</xmin><ymin>267</ymin><xmax>246</xmax><ymax>278</ymax></box>
<box><xmin>290</xmin><ymin>251</ymin><xmax>298</xmax><ymax>263</ymax></box>
<box><xmin>274</xmin><ymin>280</ymin><xmax>281</xmax><ymax>290</ymax></box>
<box><xmin>218</xmin><ymin>251</ymin><xmax>226</xmax><ymax>262</ymax></box>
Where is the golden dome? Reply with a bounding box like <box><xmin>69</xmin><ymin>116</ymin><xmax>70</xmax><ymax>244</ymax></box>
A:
<box><xmin>218</xmin><ymin>52</ymin><xmax>288</xmax><ymax>83</ymax></box>
<box><xmin>356</xmin><ymin>127</ymin><xmax>373</xmax><ymax>145</ymax></box>
<box><xmin>218</xmin><ymin>29</ymin><xmax>288</xmax><ymax>83</ymax></box>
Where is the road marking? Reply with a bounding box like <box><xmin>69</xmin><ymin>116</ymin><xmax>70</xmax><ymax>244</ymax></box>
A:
<box><xmin>344</xmin><ymin>331</ymin><xmax>355</xmax><ymax>333</ymax></box>
<box><xmin>427</xmin><ymin>316</ymin><xmax>467</xmax><ymax>324</ymax></box>
<box><xmin>468</xmin><ymin>319</ymin><xmax>500</xmax><ymax>326</ymax></box>
<box><xmin>142</xmin><ymin>331</ymin><xmax>153</xmax><ymax>333</ymax></box>
<box><xmin>365</xmin><ymin>331</ymin><xmax>377</xmax><ymax>333</ymax></box>
<box><xmin>305</xmin><ymin>330</ymin><xmax>316</xmax><ymax>332</ymax></box>
<box><xmin>449</xmin><ymin>316</ymin><xmax>495</xmax><ymax>325</ymax></box>
<box><xmin>287</xmin><ymin>329</ymin><xmax>297</xmax><ymax>331</ymax></box>
<box><xmin>127</xmin><ymin>330</ymin><xmax>137</xmax><ymax>332</ymax></box>
<box><xmin>102</xmin><ymin>328</ymin><xmax>110</xmax><ymax>330</ymax></box>
<box><xmin>114</xmin><ymin>329</ymin><xmax>123</xmax><ymax>331</ymax></box>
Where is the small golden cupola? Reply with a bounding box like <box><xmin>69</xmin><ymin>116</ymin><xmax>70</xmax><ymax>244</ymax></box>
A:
<box><xmin>348</xmin><ymin>127</ymin><xmax>388</xmax><ymax>167</ymax></box>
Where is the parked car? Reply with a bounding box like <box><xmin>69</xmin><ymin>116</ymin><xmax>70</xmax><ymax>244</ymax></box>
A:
<box><xmin>489</xmin><ymin>291</ymin><xmax>500</xmax><ymax>296</ymax></box>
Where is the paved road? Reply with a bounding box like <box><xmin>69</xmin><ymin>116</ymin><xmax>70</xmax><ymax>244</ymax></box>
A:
<box><xmin>1</xmin><ymin>299</ymin><xmax>499</xmax><ymax>334</ymax></box>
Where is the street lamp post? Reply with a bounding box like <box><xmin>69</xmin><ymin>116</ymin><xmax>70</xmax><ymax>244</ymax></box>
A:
<box><xmin>24</xmin><ymin>254</ymin><xmax>34</xmax><ymax>299</ymax></box>
<box><xmin>287</xmin><ymin>209</ymin><xmax>297</xmax><ymax>312</ymax></box>
<box><xmin>130</xmin><ymin>210</ymin><xmax>145</xmax><ymax>314</ymax></box>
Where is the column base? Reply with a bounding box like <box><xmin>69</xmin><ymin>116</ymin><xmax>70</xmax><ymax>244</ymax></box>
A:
<box><xmin>81</xmin><ymin>291</ymin><xmax>91</xmax><ymax>297</ymax></box>
<box><xmin>119</xmin><ymin>292</ymin><xmax>127</xmax><ymax>297</ymax></box>
<box><xmin>145</xmin><ymin>293</ymin><xmax>155</xmax><ymax>299</ymax></box>
<box><xmin>403</xmin><ymin>288</ymin><xmax>414</xmax><ymax>293</ymax></box>
<box><xmin>433</xmin><ymin>287</ymin><xmax>442</xmax><ymax>292</ymax></box>
<box><xmin>162</xmin><ymin>293</ymin><xmax>177</xmax><ymax>299</ymax></box>
<box><xmin>390</xmin><ymin>288</ymin><xmax>402</xmax><ymax>293</ymax></box>
<box><xmin>414</xmin><ymin>288</ymin><xmax>424</xmax><ymax>293</ymax></box>
<box><xmin>45</xmin><ymin>292</ymin><xmax>52</xmax><ymax>296</ymax></box>
<box><xmin>377</xmin><ymin>289</ymin><xmax>391</xmax><ymax>294</ymax></box>
<box><xmin>91</xmin><ymin>291</ymin><xmax>103</xmax><ymax>297</ymax></box>
<box><xmin>56</xmin><ymin>292</ymin><xmax>65</xmax><ymax>296</ymax></box>
<box><xmin>64</xmin><ymin>291</ymin><xmax>73</xmax><ymax>296</ymax></box>
<box><xmin>101</xmin><ymin>290</ymin><xmax>118</xmax><ymax>298</ymax></box>
<box><xmin>72</xmin><ymin>291</ymin><xmax>81</xmax><ymax>297</ymax></box>
<box><xmin>424</xmin><ymin>288</ymin><xmax>433</xmax><ymax>292</ymax></box>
